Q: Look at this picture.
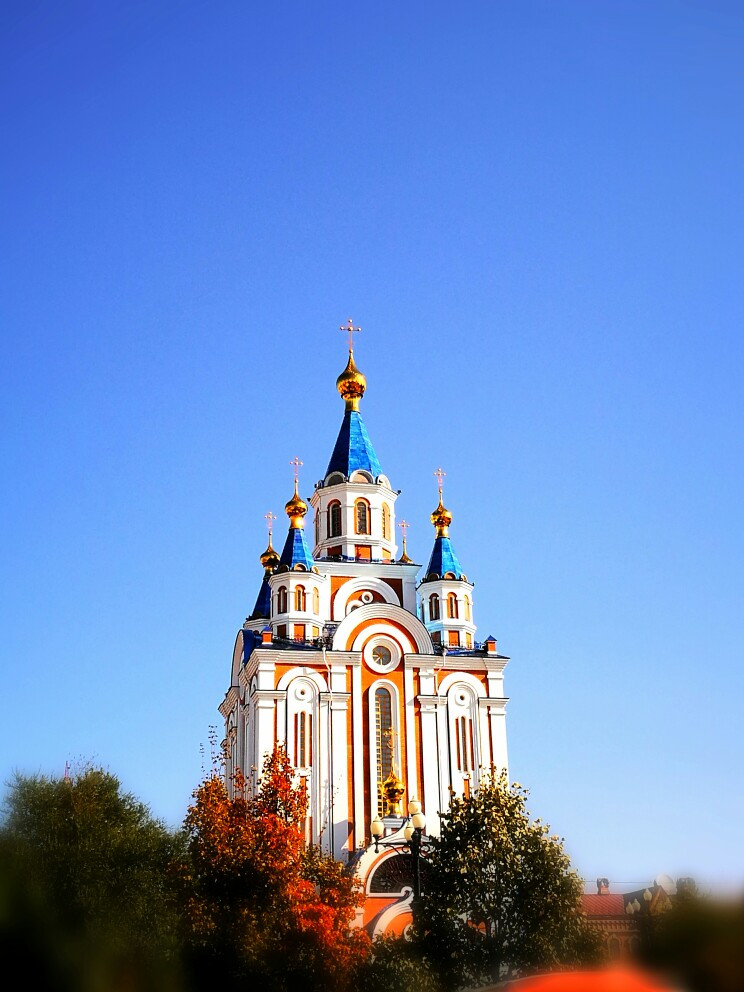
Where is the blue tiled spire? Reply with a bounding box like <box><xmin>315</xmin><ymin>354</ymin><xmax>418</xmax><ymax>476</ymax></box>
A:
<box><xmin>425</xmin><ymin>535</ymin><xmax>465</xmax><ymax>580</ymax></box>
<box><xmin>279</xmin><ymin>526</ymin><xmax>315</xmax><ymax>570</ymax></box>
<box><xmin>249</xmin><ymin>574</ymin><xmax>272</xmax><ymax>619</ymax></box>
<box><xmin>325</xmin><ymin>409</ymin><xmax>382</xmax><ymax>480</ymax></box>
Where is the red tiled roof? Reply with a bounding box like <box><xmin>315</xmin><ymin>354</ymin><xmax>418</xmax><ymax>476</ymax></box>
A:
<box><xmin>581</xmin><ymin>893</ymin><xmax>626</xmax><ymax>917</ymax></box>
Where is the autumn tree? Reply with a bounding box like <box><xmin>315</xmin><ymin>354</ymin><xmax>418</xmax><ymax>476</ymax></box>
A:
<box><xmin>0</xmin><ymin>767</ymin><xmax>186</xmax><ymax>992</ymax></box>
<box><xmin>417</xmin><ymin>771</ymin><xmax>603</xmax><ymax>989</ymax></box>
<box><xmin>183</xmin><ymin>744</ymin><xmax>369</xmax><ymax>992</ymax></box>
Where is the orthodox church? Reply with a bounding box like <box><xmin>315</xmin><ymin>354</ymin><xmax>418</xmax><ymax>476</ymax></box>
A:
<box><xmin>219</xmin><ymin>323</ymin><xmax>510</xmax><ymax>933</ymax></box>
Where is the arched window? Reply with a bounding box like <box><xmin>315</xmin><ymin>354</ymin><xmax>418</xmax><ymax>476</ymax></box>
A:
<box><xmin>447</xmin><ymin>593</ymin><xmax>459</xmax><ymax>619</ymax></box>
<box><xmin>295</xmin><ymin>585</ymin><xmax>306</xmax><ymax>611</ymax></box>
<box><xmin>457</xmin><ymin>716</ymin><xmax>474</xmax><ymax>773</ymax></box>
<box><xmin>312</xmin><ymin>587</ymin><xmax>319</xmax><ymax>614</ymax></box>
<box><xmin>382</xmin><ymin>503</ymin><xmax>391</xmax><ymax>540</ymax></box>
<box><xmin>277</xmin><ymin>586</ymin><xmax>288</xmax><ymax>613</ymax></box>
<box><xmin>464</xmin><ymin>595</ymin><xmax>471</xmax><ymax>621</ymax></box>
<box><xmin>328</xmin><ymin>501</ymin><xmax>342</xmax><ymax>538</ymax></box>
<box><xmin>294</xmin><ymin>711</ymin><xmax>312</xmax><ymax>768</ymax></box>
<box><xmin>429</xmin><ymin>593</ymin><xmax>440</xmax><ymax>621</ymax></box>
<box><xmin>314</xmin><ymin>510</ymin><xmax>320</xmax><ymax>545</ymax></box>
<box><xmin>374</xmin><ymin>686</ymin><xmax>393</xmax><ymax>817</ymax></box>
<box><xmin>355</xmin><ymin>499</ymin><xmax>369</xmax><ymax>534</ymax></box>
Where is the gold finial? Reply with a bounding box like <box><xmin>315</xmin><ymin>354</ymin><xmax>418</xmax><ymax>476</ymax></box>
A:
<box><xmin>285</xmin><ymin>458</ymin><xmax>308</xmax><ymax>529</ymax></box>
<box><xmin>431</xmin><ymin>467</ymin><xmax>453</xmax><ymax>537</ymax></box>
<box><xmin>397</xmin><ymin>519</ymin><xmax>413</xmax><ymax>563</ymax></box>
<box><xmin>336</xmin><ymin>318</ymin><xmax>366</xmax><ymax>411</ymax></box>
<box><xmin>259</xmin><ymin>511</ymin><xmax>279</xmax><ymax>570</ymax></box>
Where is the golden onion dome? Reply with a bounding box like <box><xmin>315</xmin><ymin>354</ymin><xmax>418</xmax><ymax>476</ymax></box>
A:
<box><xmin>430</xmin><ymin>498</ymin><xmax>453</xmax><ymax>537</ymax></box>
<box><xmin>285</xmin><ymin>479</ymin><xmax>308</xmax><ymax>529</ymax></box>
<box><xmin>259</xmin><ymin>537</ymin><xmax>279</xmax><ymax>571</ymax></box>
<box><xmin>336</xmin><ymin>350</ymin><xmax>367</xmax><ymax>411</ymax></box>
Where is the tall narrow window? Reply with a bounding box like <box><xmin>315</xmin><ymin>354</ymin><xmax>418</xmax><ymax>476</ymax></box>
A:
<box><xmin>295</xmin><ymin>585</ymin><xmax>306</xmax><ymax>611</ymax></box>
<box><xmin>312</xmin><ymin>587</ymin><xmax>319</xmax><ymax>614</ymax></box>
<box><xmin>294</xmin><ymin>711</ymin><xmax>312</xmax><ymax>767</ymax></box>
<box><xmin>459</xmin><ymin>717</ymin><xmax>472</xmax><ymax>772</ymax></box>
<box><xmin>382</xmin><ymin>503</ymin><xmax>391</xmax><ymax>540</ymax></box>
<box><xmin>374</xmin><ymin>686</ymin><xmax>393</xmax><ymax>818</ymax></box>
<box><xmin>464</xmin><ymin>595</ymin><xmax>471</xmax><ymax>621</ymax></box>
<box><xmin>278</xmin><ymin>586</ymin><xmax>288</xmax><ymax>613</ymax></box>
<box><xmin>429</xmin><ymin>593</ymin><xmax>440</xmax><ymax>621</ymax></box>
<box><xmin>355</xmin><ymin>499</ymin><xmax>369</xmax><ymax>534</ymax></box>
<box><xmin>328</xmin><ymin>501</ymin><xmax>342</xmax><ymax>538</ymax></box>
<box><xmin>314</xmin><ymin>511</ymin><xmax>320</xmax><ymax>545</ymax></box>
<box><xmin>447</xmin><ymin>593</ymin><xmax>459</xmax><ymax>619</ymax></box>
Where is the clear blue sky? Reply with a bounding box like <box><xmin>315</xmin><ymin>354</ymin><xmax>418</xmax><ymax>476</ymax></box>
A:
<box><xmin>2</xmin><ymin>1</ymin><xmax>743</xmax><ymax>888</ymax></box>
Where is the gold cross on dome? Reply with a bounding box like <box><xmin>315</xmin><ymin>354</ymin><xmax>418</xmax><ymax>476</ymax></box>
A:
<box><xmin>434</xmin><ymin>466</ymin><xmax>446</xmax><ymax>497</ymax></box>
<box><xmin>397</xmin><ymin>519</ymin><xmax>409</xmax><ymax>539</ymax></box>
<box><xmin>289</xmin><ymin>456</ymin><xmax>303</xmax><ymax>482</ymax></box>
<box><xmin>339</xmin><ymin>317</ymin><xmax>362</xmax><ymax>350</ymax></box>
<box><xmin>264</xmin><ymin>510</ymin><xmax>277</xmax><ymax>538</ymax></box>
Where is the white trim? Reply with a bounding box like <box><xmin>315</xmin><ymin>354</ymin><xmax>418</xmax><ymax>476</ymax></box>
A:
<box><xmin>276</xmin><ymin>667</ymin><xmax>329</xmax><ymax>693</ymax></box>
<box><xmin>332</xmin><ymin>603</ymin><xmax>434</xmax><ymax>654</ymax></box>
<box><xmin>332</xmin><ymin>576</ymin><xmax>400</xmax><ymax>619</ymax></box>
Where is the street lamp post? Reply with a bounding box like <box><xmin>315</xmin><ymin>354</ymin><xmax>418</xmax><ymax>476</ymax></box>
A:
<box><xmin>370</xmin><ymin>798</ymin><xmax>429</xmax><ymax>922</ymax></box>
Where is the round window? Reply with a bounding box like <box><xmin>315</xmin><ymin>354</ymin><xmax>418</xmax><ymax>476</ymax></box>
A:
<box><xmin>364</xmin><ymin>637</ymin><xmax>400</xmax><ymax>673</ymax></box>
<box><xmin>372</xmin><ymin>644</ymin><xmax>391</xmax><ymax>667</ymax></box>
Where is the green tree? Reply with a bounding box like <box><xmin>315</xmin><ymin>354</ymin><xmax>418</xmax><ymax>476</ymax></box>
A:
<box><xmin>417</xmin><ymin>772</ymin><xmax>603</xmax><ymax>989</ymax></box>
<box><xmin>0</xmin><ymin>767</ymin><xmax>187</xmax><ymax>992</ymax></box>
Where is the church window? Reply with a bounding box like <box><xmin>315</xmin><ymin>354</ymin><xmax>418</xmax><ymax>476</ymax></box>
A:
<box><xmin>294</xmin><ymin>711</ymin><xmax>312</xmax><ymax>767</ymax></box>
<box><xmin>293</xmin><ymin>623</ymin><xmax>305</xmax><ymax>641</ymax></box>
<box><xmin>466</xmin><ymin>632</ymin><xmax>472</xmax><ymax>649</ymax></box>
<box><xmin>447</xmin><ymin>593</ymin><xmax>459</xmax><ymax>619</ymax></box>
<box><xmin>312</xmin><ymin>587</ymin><xmax>319</xmax><ymax>614</ymax></box>
<box><xmin>355</xmin><ymin>499</ymin><xmax>369</xmax><ymax>534</ymax></box>
<box><xmin>328</xmin><ymin>501</ymin><xmax>342</xmax><ymax>538</ymax></box>
<box><xmin>295</xmin><ymin>585</ymin><xmax>306</xmax><ymax>611</ymax></box>
<box><xmin>429</xmin><ymin>593</ymin><xmax>440</xmax><ymax>621</ymax></box>
<box><xmin>448</xmin><ymin>629</ymin><xmax>460</xmax><ymax>647</ymax></box>
<box><xmin>382</xmin><ymin>503</ymin><xmax>391</xmax><ymax>540</ymax></box>
<box><xmin>314</xmin><ymin>510</ymin><xmax>320</xmax><ymax>544</ymax></box>
<box><xmin>278</xmin><ymin>586</ymin><xmax>288</xmax><ymax>613</ymax></box>
<box><xmin>374</xmin><ymin>686</ymin><xmax>393</xmax><ymax>818</ymax></box>
<box><xmin>464</xmin><ymin>595</ymin><xmax>471</xmax><ymax>621</ymax></box>
<box><xmin>457</xmin><ymin>716</ymin><xmax>474</xmax><ymax>772</ymax></box>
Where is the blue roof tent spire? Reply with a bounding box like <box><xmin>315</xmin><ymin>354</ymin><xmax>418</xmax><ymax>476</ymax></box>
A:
<box><xmin>278</xmin><ymin>464</ymin><xmax>315</xmax><ymax>570</ymax></box>
<box><xmin>325</xmin><ymin>346</ymin><xmax>382</xmax><ymax>480</ymax></box>
<box><xmin>424</xmin><ymin>468</ymin><xmax>467</xmax><ymax>581</ymax></box>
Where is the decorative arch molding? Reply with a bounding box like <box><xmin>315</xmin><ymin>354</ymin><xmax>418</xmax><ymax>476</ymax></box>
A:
<box><xmin>332</xmin><ymin>576</ymin><xmax>400</xmax><ymax>620</ymax></box>
<box><xmin>369</xmin><ymin>892</ymin><xmax>414</xmax><ymax>938</ymax></box>
<box><xmin>276</xmin><ymin>667</ymin><xmax>329</xmax><ymax>693</ymax></box>
<box><xmin>332</xmin><ymin>603</ymin><xmax>434</xmax><ymax>654</ymax></box>
<box><xmin>438</xmin><ymin>671</ymin><xmax>487</xmax><ymax>698</ymax></box>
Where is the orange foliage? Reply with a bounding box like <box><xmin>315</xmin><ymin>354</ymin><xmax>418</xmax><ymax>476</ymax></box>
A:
<box><xmin>183</xmin><ymin>744</ymin><xmax>369</xmax><ymax>991</ymax></box>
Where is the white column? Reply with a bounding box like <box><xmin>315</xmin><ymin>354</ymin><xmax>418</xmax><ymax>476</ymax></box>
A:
<box><xmin>488</xmin><ymin>700</ymin><xmax>509</xmax><ymax>778</ymax></box>
<box><xmin>419</xmin><ymin>698</ymin><xmax>441</xmax><ymax>836</ymax></box>
<box><xmin>404</xmin><ymin>662</ymin><xmax>418</xmax><ymax>804</ymax></box>
<box><xmin>331</xmin><ymin>696</ymin><xmax>350</xmax><ymax>854</ymax></box>
<box><xmin>351</xmin><ymin>661</ymin><xmax>365</xmax><ymax>849</ymax></box>
<box><xmin>436</xmin><ymin>695</ymin><xmax>451</xmax><ymax>820</ymax></box>
<box><xmin>254</xmin><ymin>695</ymin><xmax>277</xmax><ymax>771</ymax></box>
<box><xmin>318</xmin><ymin>692</ymin><xmax>331</xmax><ymax>851</ymax></box>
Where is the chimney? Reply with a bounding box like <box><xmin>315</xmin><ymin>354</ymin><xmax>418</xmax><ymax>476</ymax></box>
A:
<box><xmin>597</xmin><ymin>878</ymin><xmax>610</xmax><ymax>895</ymax></box>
